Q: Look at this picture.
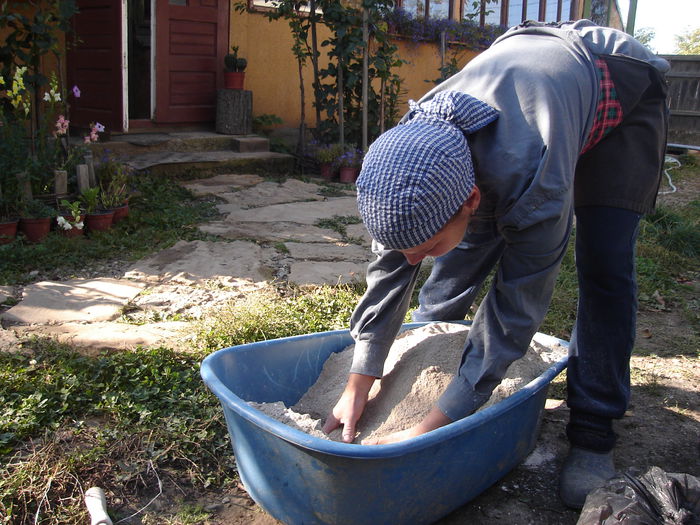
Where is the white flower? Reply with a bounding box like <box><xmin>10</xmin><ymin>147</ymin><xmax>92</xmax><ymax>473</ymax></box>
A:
<box><xmin>43</xmin><ymin>92</ymin><xmax>51</xmax><ymax>101</ymax></box>
<box><xmin>75</xmin><ymin>221</ymin><xmax>84</xmax><ymax>230</ymax></box>
<box><xmin>52</xmin><ymin>92</ymin><xmax>61</xmax><ymax>102</ymax></box>
<box><xmin>56</xmin><ymin>216</ymin><xmax>73</xmax><ymax>230</ymax></box>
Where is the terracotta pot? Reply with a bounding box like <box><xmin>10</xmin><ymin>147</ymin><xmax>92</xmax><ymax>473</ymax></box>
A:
<box><xmin>319</xmin><ymin>162</ymin><xmax>335</xmax><ymax>181</ymax></box>
<box><xmin>339</xmin><ymin>167</ymin><xmax>359</xmax><ymax>183</ymax></box>
<box><xmin>0</xmin><ymin>219</ymin><xmax>19</xmax><ymax>245</ymax></box>
<box><xmin>112</xmin><ymin>203</ymin><xmax>129</xmax><ymax>223</ymax></box>
<box><xmin>224</xmin><ymin>71</ymin><xmax>245</xmax><ymax>90</ymax></box>
<box><xmin>19</xmin><ymin>217</ymin><xmax>52</xmax><ymax>243</ymax></box>
<box><xmin>85</xmin><ymin>210</ymin><xmax>115</xmax><ymax>232</ymax></box>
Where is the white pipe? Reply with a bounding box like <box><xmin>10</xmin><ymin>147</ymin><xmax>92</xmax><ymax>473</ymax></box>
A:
<box><xmin>85</xmin><ymin>487</ymin><xmax>113</xmax><ymax>525</ymax></box>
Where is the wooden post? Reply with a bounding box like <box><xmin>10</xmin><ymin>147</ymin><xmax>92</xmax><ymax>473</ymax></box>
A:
<box><xmin>76</xmin><ymin>164</ymin><xmax>91</xmax><ymax>194</ymax></box>
<box><xmin>362</xmin><ymin>8</ymin><xmax>369</xmax><ymax>152</ymax></box>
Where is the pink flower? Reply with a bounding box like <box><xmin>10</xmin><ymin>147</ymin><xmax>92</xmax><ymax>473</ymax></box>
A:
<box><xmin>54</xmin><ymin>115</ymin><xmax>69</xmax><ymax>136</ymax></box>
<box><xmin>72</xmin><ymin>85</ymin><xmax>81</xmax><ymax>98</ymax></box>
<box><xmin>84</xmin><ymin>135</ymin><xmax>91</xmax><ymax>144</ymax></box>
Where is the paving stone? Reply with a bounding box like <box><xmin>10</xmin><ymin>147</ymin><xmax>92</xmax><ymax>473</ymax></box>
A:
<box><xmin>128</xmin><ymin>282</ymin><xmax>267</xmax><ymax>321</ymax></box>
<box><xmin>215</xmin><ymin>179</ymin><xmax>326</xmax><ymax>211</ymax></box>
<box><xmin>284</xmin><ymin>242</ymin><xmax>372</xmax><ymax>262</ymax></box>
<box><xmin>124</xmin><ymin>240</ymin><xmax>275</xmax><ymax>285</ymax></box>
<box><xmin>0</xmin><ymin>286</ymin><xmax>13</xmax><ymax>304</ymax></box>
<box><xmin>346</xmin><ymin>223</ymin><xmax>372</xmax><ymax>246</ymax></box>
<box><xmin>0</xmin><ymin>327</ymin><xmax>21</xmax><ymax>353</ymax></box>
<box><xmin>199</xmin><ymin>221</ymin><xmax>344</xmax><ymax>243</ymax></box>
<box><xmin>180</xmin><ymin>173</ymin><xmax>265</xmax><ymax>196</ymax></box>
<box><xmin>224</xmin><ymin>197</ymin><xmax>359</xmax><ymax>225</ymax></box>
<box><xmin>1</xmin><ymin>278</ymin><xmax>146</xmax><ymax>325</ymax></box>
<box><xmin>288</xmin><ymin>261</ymin><xmax>367</xmax><ymax>286</ymax></box>
<box><xmin>12</xmin><ymin>321</ymin><xmax>192</xmax><ymax>352</ymax></box>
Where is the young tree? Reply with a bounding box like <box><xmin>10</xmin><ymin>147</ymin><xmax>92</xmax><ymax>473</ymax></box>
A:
<box><xmin>675</xmin><ymin>27</ymin><xmax>700</xmax><ymax>55</ymax></box>
<box><xmin>634</xmin><ymin>27</ymin><xmax>656</xmax><ymax>52</ymax></box>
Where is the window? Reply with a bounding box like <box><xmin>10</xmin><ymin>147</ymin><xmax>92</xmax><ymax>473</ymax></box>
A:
<box><xmin>399</xmin><ymin>0</ymin><xmax>453</xmax><ymax>19</ymax></box>
<box><xmin>463</xmin><ymin>0</ymin><xmax>576</xmax><ymax>27</ymax></box>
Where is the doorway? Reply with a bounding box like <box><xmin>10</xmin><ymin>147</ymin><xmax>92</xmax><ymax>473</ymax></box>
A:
<box><xmin>128</xmin><ymin>0</ymin><xmax>152</xmax><ymax>122</ymax></box>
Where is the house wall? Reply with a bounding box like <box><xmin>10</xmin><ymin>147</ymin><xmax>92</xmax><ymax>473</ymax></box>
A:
<box><xmin>231</xmin><ymin>7</ymin><xmax>480</xmax><ymax>130</ymax></box>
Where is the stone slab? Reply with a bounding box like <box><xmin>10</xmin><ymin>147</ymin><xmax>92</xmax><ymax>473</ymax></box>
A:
<box><xmin>124</xmin><ymin>239</ymin><xmax>274</xmax><ymax>285</ymax></box>
<box><xmin>0</xmin><ymin>327</ymin><xmax>21</xmax><ymax>353</ymax></box>
<box><xmin>12</xmin><ymin>321</ymin><xmax>191</xmax><ymax>352</ymax></box>
<box><xmin>288</xmin><ymin>261</ymin><xmax>367</xmax><ymax>286</ymax></box>
<box><xmin>224</xmin><ymin>197</ymin><xmax>359</xmax><ymax>225</ymax></box>
<box><xmin>180</xmin><ymin>173</ymin><xmax>265</xmax><ymax>196</ymax></box>
<box><xmin>215</xmin><ymin>179</ymin><xmax>326</xmax><ymax>210</ymax></box>
<box><xmin>285</xmin><ymin>242</ymin><xmax>372</xmax><ymax>262</ymax></box>
<box><xmin>346</xmin><ymin>223</ymin><xmax>372</xmax><ymax>246</ymax></box>
<box><xmin>199</xmin><ymin>221</ymin><xmax>344</xmax><ymax>243</ymax></box>
<box><xmin>128</xmin><ymin>282</ymin><xmax>267</xmax><ymax>321</ymax></box>
<box><xmin>0</xmin><ymin>286</ymin><xmax>13</xmax><ymax>304</ymax></box>
<box><xmin>1</xmin><ymin>278</ymin><xmax>146</xmax><ymax>325</ymax></box>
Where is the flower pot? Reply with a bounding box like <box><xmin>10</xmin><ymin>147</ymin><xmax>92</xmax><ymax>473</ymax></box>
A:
<box><xmin>319</xmin><ymin>162</ymin><xmax>335</xmax><ymax>181</ymax></box>
<box><xmin>339</xmin><ymin>167</ymin><xmax>360</xmax><ymax>183</ymax></box>
<box><xmin>224</xmin><ymin>71</ymin><xmax>245</xmax><ymax>90</ymax></box>
<box><xmin>85</xmin><ymin>210</ymin><xmax>115</xmax><ymax>233</ymax></box>
<box><xmin>19</xmin><ymin>217</ymin><xmax>52</xmax><ymax>243</ymax></box>
<box><xmin>112</xmin><ymin>202</ymin><xmax>129</xmax><ymax>223</ymax></box>
<box><xmin>0</xmin><ymin>219</ymin><xmax>19</xmax><ymax>245</ymax></box>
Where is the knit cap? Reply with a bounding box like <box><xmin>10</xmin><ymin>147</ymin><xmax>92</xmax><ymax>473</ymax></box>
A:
<box><xmin>357</xmin><ymin>91</ymin><xmax>498</xmax><ymax>250</ymax></box>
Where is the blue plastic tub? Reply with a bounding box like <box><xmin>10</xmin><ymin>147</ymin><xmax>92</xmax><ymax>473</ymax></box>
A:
<box><xmin>200</xmin><ymin>322</ymin><xmax>568</xmax><ymax>525</ymax></box>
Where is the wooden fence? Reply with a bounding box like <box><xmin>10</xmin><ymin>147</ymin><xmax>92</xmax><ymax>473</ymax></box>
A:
<box><xmin>662</xmin><ymin>55</ymin><xmax>700</xmax><ymax>147</ymax></box>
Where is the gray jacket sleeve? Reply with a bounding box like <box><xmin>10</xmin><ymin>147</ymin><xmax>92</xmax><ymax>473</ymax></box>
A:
<box><xmin>349</xmin><ymin>240</ymin><xmax>422</xmax><ymax>377</ymax></box>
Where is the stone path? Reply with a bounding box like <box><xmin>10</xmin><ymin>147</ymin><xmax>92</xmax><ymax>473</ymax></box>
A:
<box><xmin>0</xmin><ymin>174</ymin><xmax>374</xmax><ymax>352</ymax></box>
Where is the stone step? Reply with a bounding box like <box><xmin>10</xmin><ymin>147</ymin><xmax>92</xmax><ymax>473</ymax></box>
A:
<box><xmin>88</xmin><ymin>130</ymin><xmax>295</xmax><ymax>177</ymax></box>
<box><xmin>124</xmin><ymin>150</ymin><xmax>295</xmax><ymax>177</ymax></box>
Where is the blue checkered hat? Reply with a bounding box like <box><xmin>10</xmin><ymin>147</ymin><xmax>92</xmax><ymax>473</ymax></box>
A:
<box><xmin>357</xmin><ymin>91</ymin><xmax>498</xmax><ymax>250</ymax></box>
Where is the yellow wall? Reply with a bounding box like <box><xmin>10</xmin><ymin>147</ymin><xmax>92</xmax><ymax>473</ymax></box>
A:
<box><xmin>231</xmin><ymin>6</ymin><xmax>480</xmax><ymax>130</ymax></box>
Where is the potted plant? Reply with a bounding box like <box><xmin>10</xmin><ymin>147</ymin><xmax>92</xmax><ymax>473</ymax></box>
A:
<box><xmin>96</xmin><ymin>153</ymin><xmax>131</xmax><ymax>222</ymax></box>
<box><xmin>81</xmin><ymin>186</ymin><xmax>113</xmax><ymax>232</ymax></box>
<box><xmin>56</xmin><ymin>199</ymin><xmax>85</xmax><ymax>238</ymax></box>
<box><xmin>0</xmin><ymin>196</ymin><xmax>20</xmax><ymax>245</ymax></box>
<box><xmin>337</xmin><ymin>148</ymin><xmax>364</xmax><ymax>183</ymax></box>
<box><xmin>18</xmin><ymin>199</ymin><xmax>56</xmax><ymax>243</ymax></box>
<box><xmin>314</xmin><ymin>143</ymin><xmax>344</xmax><ymax>181</ymax></box>
<box><xmin>224</xmin><ymin>46</ymin><xmax>247</xmax><ymax>90</ymax></box>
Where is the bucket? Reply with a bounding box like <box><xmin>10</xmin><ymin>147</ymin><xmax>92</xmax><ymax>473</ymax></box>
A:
<box><xmin>201</xmin><ymin>322</ymin><xmax>568</xmax><ymax>525</ymax></box>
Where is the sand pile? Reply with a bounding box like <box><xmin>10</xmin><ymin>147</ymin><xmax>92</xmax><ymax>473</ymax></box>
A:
<box><xmin>251</xmin><ymin>322</ymin><xmax>567</xmax><ymax>442</ymax></box>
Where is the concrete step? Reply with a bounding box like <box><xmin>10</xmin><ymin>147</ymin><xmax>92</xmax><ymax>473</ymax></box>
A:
<box><xmin>88</xmin><ymin>130</ymin><xmax>295</xmax><ymax>177</ymax></box>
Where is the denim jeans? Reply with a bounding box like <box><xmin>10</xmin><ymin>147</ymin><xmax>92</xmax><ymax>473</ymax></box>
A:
<box><xmin>566</xmin><ymin>206</ymin><xmax>641</xmax><ymax>452</ymax></box>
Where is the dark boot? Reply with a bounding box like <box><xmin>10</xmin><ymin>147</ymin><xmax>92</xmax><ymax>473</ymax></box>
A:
<box><xmin>559</xmin><ymin>447</ymin><xmax>616</xmax><ymax>509</ymax></box>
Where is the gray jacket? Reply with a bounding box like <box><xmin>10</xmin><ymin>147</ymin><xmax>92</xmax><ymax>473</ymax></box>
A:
<box><xmin>349</xmin><ymin>21</ymin><xmax>669</xmax><ymax>420</ymax></box>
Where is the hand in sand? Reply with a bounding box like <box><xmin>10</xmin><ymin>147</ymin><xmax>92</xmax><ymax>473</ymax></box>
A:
<box><xmin>322</xmin><ymin>373</ymin><xmax>375</xmax><ymax>443</ymax></box>
<box><xmin>361</xmin><ymin>405</ymin><xmax>452</xmax><ymax>445</ymax></box>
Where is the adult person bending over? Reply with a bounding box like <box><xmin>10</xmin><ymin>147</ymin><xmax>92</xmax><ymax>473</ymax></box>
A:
<box><xmin>322</xmin><ymin>20</ymin><xmax>669</xmax><ymax>509</ymax></box>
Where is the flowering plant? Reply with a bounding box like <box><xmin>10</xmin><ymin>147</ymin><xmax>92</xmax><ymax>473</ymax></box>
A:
<box><xmin>57</xmin><ymin>199</ymin><xmax>84</xmax><ymax>231</ymax></box>
<box><xmin>314</xmin><ymin>143</ymin><xmax>344</xmax><ymax>164</ymax></box>
<box><xmin>337</xmin><ymin>148</ymin><xmax>364</xmax><ymax>169</ymax></box>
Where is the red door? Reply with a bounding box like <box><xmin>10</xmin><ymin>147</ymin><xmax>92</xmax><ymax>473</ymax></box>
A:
<box><xmin>154</xmin><ymin>0</ymin><xmax>229</xmax><ymax>123</ymax></box>
<box><xmin>66</xmin><ymin>0</ymin><xmax>125</xmax><ymax>133</ymax></box>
